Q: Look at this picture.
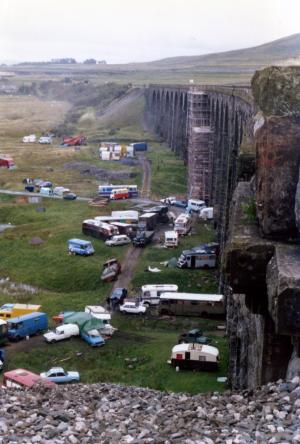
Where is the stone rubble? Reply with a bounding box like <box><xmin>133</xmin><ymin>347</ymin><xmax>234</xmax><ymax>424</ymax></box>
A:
<box><xmin>0</xmin><ymin>377</ymin><xmax>300</xmax><ymax>443</ymax></box>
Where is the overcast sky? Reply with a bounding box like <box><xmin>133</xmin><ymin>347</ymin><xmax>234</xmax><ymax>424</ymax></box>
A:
<box><xmin>1</xmin><ymin>0</ymin><xmax>300</xmax><ymax>64</ymax></box>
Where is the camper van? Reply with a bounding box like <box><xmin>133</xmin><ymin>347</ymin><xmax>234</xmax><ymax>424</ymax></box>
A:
<box><xmin>164</xmin><ymin>231</ymin><xmax>178</xmax><ymax>248</ymax></box>
<box><xmin>0</xmin><ymin>304</ymin><xmax>41</xmax><ymax>321</ymax></box>
<box><xmin>140</xmin><ymin>284</ymin><xmax>178</xmax><ymax>306</ymax></box>
<box><xmin>7</xmin><ymin>312</ymin><xmax>48</xmax><ymax>341</ymax></box>
<box><xmin>174</xmin><ymin>213</ymin><xmax>192</xmax><ymax>235</ymax></box>
<box><xmin>159</xmin><ymin>293</ymin><xmax>225</xmax><ymax>316</ymax></box>
<box><xmin>187</xmin><ymin>199</ymin><xmax>206</xmax><ymax>213</ymax></box>
<box><xmin>199</xmin><ymin>207</ymin><xmax>214</xmax><ymax>220</ymax></box>
<box><xmin>177</xmin><ymin>247</ymin><xmax>216</xmax><ymax>269</ymax></box>
<box><xmin>110</xmin><ymin>188</ymin><xmax>129</xmax><ymax>200</ymax></box>
<box><xmin>169</xmin><ymin>343</ymin><xmax>219</xmax><ymax>371</ymax></box>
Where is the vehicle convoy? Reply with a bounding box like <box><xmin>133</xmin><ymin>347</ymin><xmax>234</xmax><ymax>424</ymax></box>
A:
<box><xmin>101</xmin><ymin>258</ymin><xmax>121</xmax><ymax>282</ymax></box>
<box><xmin>44</xmin><ymin>323</ymin><xmax>80</xmax><ymax>343</ymax></box>
<box><xmin>0</xmin><ymin>303</ymin><xmax>41</xmax><ymax>321</ymax></box>
<box><xmin>105</xmin><ymin>235</ymin><xmax>131</xmax><ymax>246</ymax></box>
<box><xmin>169</xmin><ymin>343</ymin><xmax>219</xmax><ymax>371</ymax></box>
<box><xmin>178</xmin><ymin>329</ymin><xmax>211</xmax><ymax>345</ymax></box>
<box><xmin>40</xmin><ymin>367</ymin><xmax>80</xmax><ymax>383</ymax></box>
<box><xmin>119</xmin><ymin>302</ymin><xmax>147</xmax><ymax>315</ymax></box>
<box><xmin>132</xmin><ymin>230</ymin><xmax>155</xmax><ymax>247</ymax></box>
<box><xmin>67</xmin><ymin>239</ymin><xmax>95</xmax><ymax>256</ymax></box>
<box><xmin>7</xmin><ymin>313</ymin><xmax>48</xmax><ymax>341</ymax></box>
<box><xmin>3</xmin><ymin>369</ymin><xmax>56</xmax><ymax>389</ymax></box>
<box><xmin>140</xmin><ymin>284</ymin><xmax>178</xmax><ymax>306</ymax></box>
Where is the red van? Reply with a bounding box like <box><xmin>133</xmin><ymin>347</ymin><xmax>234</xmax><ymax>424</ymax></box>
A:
<box><xmin>110</xmin><ymin>188</ymin><xmax>129</xmax><ymax>200</ymax></box>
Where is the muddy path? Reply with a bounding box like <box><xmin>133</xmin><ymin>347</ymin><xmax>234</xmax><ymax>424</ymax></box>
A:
<box><xmin>138</xmin><ymin>155</ymin><xmax>151</xmax><ymax>199</ymax></box>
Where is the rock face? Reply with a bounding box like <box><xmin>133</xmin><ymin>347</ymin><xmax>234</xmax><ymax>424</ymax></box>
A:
<box><xmin>1</xmin><ymin>379</ymin><xmax>300</xmax><ymax>443</ymax></box>
<box><xmin>252</xmin><ymin>66</ymin><xmax>300</xmax><ymax>238</ymax></box>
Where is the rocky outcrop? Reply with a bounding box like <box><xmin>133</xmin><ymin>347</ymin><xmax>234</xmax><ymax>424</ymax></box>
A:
<box><xmin>1</xmin><ymin>379</ymin><xmax>300</xmax><ymax>443</ymax></box>
<box><xmin>252</xmin><ymin>66</ymin><xmax>300</xmax><ymax>239</ymax></box>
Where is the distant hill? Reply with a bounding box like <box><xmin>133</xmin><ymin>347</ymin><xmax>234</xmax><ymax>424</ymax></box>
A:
<box><xmin>146</xmin><ymin>33</ymin><xmax>300</xmax><ymax>70</ymax></box>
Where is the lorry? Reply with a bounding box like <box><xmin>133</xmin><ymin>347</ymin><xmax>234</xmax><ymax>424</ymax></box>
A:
<box><xmin>132</xmin><ymin>230</ymin><xmax>155</xmax><ymax>247</ymax></box>
<box><xmin>177</xmin><ymin>246</ymin><xmax>217</xmax><ymax>269</ymax></box>
<box><xmin>138</xmin><ymin>213</ymin><xmax>158</xmax><ymax>231</ymax></box>
<box><xmin>0</xmin><ymin>303</ymin><xmax>41</xmax><ymax>321</ymax></box>
<box><xmin>82</xmin><ymin>219</ymin><xmax>119</xmax><ymax>240</ymax></box>
<box><xmin>0</xmin><ymin>156</ymin><xmax>15</xmax><ymax>169</ymax></box>
<box><xmin>144</xmin><ymin>206</ymin><xmax>169</xmax><ymax>223</ymax></box>
<box><xmin>7</xmin><ymin>312</ymin><xmax>48</xmax><ymax>341</ymax></box>
<box><xmin>67</xmin><ymin>239</ymin><xmax>95</xmax><ymax>256</ymax></box>
<box><xmin>44</xmin><ymin>323</ymin><xmax>80</xmax><ymax>343</ymax></box>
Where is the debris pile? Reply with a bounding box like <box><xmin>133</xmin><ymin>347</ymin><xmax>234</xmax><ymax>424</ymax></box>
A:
<box><xmin>1</xmin><ymin>377</ymin><xmax>300</xmax><ymax>443</ymax></box>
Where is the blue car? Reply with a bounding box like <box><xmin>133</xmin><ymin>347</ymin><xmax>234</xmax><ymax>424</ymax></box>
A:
<box><xmin>172</xmin><ymin>200</ymin><xmax>188</xmax><ymax>208</ymax></box>
<box><xmin>40</xmin><ymin>367</ymin><xmax>80</xmax><ymax>383</ymax></box>
<box><xmin>81</xmin><ymin>330</ymin><xmax>105</xmax><ymax>347</ymax></box>
<box><xmin>68</xmin><ymin>239</ymin><xmax>94</xmax><ymax>256</ymax></box>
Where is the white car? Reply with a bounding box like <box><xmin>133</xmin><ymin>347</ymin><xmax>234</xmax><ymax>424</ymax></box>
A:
<box><xmin>40</xmin><ymin>367</ymin><xmax>80</xmax><ymax>383</ymax></box>
<box><xmin>119</xmin><ymin>301</ymin><xmax>147</xmax><ymax>315</ymax></box>
<box><xmin>160</xmin><ymin>196</ymin><xmax>176</xmax><ymax>205</ymax></box>
<box><xmin>105</xmin><ymin>235</ymin><xmax>131</xmax><ymax>246</ymax></box>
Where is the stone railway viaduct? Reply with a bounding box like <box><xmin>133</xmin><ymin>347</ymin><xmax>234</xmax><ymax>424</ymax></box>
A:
<box><xmin>145</xmin><ymin>69</ymin><xmax>300</xmax><ymax>389</ymax></box>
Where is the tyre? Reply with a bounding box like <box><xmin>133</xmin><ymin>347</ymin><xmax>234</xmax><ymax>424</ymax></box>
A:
<box><xmin>50</xmin><ymin>339</ymin><xmax>56</xmax><ymax>344</ymax></box>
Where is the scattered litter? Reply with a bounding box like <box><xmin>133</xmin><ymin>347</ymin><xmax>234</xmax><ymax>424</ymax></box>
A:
<box><xmin>217</xmin><ymin>376</ymin><xmax>228</xmax><ymax>383</ymax></box>
<box><xmin>148</xmin><ymin>266</ymin><xmax>161</xmax><ymax>273</ymax></box>
<box><xmin>29</xmin><ymin>237</ymin><xmax>44</xmax><ymax>245</ymax></box>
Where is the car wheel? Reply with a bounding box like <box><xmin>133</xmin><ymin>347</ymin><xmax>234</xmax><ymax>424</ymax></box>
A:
<box><xmin>178</xmin><ymin>339</ymin><xmax>186</xmax><ymax>344</ymax></box>
<box><xmin>50</xmin><ymin>339</ymin><xmax>56</xmax><ymax>344</ymax></box>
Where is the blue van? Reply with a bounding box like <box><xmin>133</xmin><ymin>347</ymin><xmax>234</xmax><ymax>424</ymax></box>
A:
<box><xmin>7</xmin><ymin>313</ymin><xmax>48</xmax><ymax>341</ymax></box>
<box><xmin>68</xmin><ymin>239</ymin><xmax>95</xmax><ymax>256</ymax></box>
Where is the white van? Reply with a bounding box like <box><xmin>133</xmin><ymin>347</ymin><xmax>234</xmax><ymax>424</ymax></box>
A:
<box><xmin>43</xmin><ymin>324</ymin><xmax>79</xmax><ymax>343</ymax></box>
<box><xmin>164</xmin><ymin>231</ymin><xmax>178</xmax><ymax>248</ymax></box>
<box><xmin>141</xmin><ymin>284</ymin><xmax>178</xmax><ymax>306</ymax></box>
<box><xmin>40</xmin><ymin>187</ymin><xmax>53</xmax><ymax>196</ymax></box>
<box><xmin>187</xmin><ymin>199</ymin><xmax>206</xmax><ymax>213</ymax></box>
<box><xmin>53</xmin><ymin>186</ymin><xmax>70</xmax><ymax>196</ymax></box>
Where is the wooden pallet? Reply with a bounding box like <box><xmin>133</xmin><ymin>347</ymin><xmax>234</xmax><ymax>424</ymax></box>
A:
<box><xmin>88</xmin><ymin>197</ymin><xmax>109</xmax><ymax>207</ymax></box>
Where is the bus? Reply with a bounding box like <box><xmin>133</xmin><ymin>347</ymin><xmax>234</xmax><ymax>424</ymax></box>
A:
<box><xmin>3</xmin><ymin>369</ymin><xmax>55</xmax><ymax>389</ymax></box>
<box><xmin>98</xmin><ymin>184</ymin><xmax>138</xmax><ymax>198</ymax></box>
<box><xmin>159</xmin><ymin>293</ymin><xmax>225</xmax><ymax>316</ymax></box>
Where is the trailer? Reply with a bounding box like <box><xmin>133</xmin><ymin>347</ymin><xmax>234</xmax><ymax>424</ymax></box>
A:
<box><xmin>144</xmin><ymin>205</ymin><xmax>169</xmax><ymax>223</ymax></box>
<box><xmin>174</xmin><ymin>213</ymin><xmax>192</xmax><ymax>235</ymax></box>
<box><xmin>199</xmin><ymin>207</ymin><xmax>214</xmax><ymax>220</ymax></box>
<box><xmin>169</xmin><ymin>343</ymin><xmax>219</xmax><ymax>371</ymax></box>
<box><xmin>82</xmin><ymin>219</ymin><xmax>119</xmax><ymax>240</ymax></box>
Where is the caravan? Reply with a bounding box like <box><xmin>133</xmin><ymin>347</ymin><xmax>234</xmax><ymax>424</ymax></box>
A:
<box><xmin>169</xmin><ymin>343</ymin><xmax>219</xmax><ymax>371</ymax></box>
<box><xmin>140</xmin><ymin>284</ymin><xmax>178</xmax><ymax>306</ymax></box>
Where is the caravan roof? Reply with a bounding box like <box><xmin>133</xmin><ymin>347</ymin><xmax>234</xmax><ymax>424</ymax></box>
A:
<box><xmin>172</xmin><ymin>343</ymin><xmax>219</xmax><ymax>357</ymax></box>
<box><xmin>142</xmin><ymin>284</ymin><xmax>178</xmax><ymax>292</ymax></box>
<box><xmin>160</xmin><ymin>293</ymin><xmax>223</xmax><ymax>302</ymax></box>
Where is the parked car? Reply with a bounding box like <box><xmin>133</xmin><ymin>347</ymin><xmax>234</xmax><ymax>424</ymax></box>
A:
<box><xmin>178</xmin><ymin>329</ymin><xmax>211</xmax><ymax>344</ymax></box>
<box><xmin>160</xmin><ymin>196</ymin><xmax>176</xmax><ymax>205</ymax></box>
<box><xmin>43</xmin><ymin>324</ymin><xmax>79</xmax><ymax>343</ymax></box>
<box><xmin>52</xmin><ymin>311</ymin><xmax>75</xmax><ymax>323</ymax></box>
<box><xmin>81</xmin><ymin>330</ymin><xmax>105</xmax><ymax>346</ymax></box>
<box><xmin>119</xmin><ymin>302</ymin><xmax>147</xmax><ymax>315</ymax></box>
<box><xmin>63</xmin><ymin>192</ymin><xmax>77</xmax><ymax>200</ymax></box>
<box><xmin>172</xmin><ymin>200</ymin><xmax>188</xmax><ymax>208</ymax></box>
<box><xmin>105</xmin><ymin>235</ymin><xmax>131</xmax><ymax>246</ymax></box>
<box><xmin>40</xmin><ymin>367</ymin><xmax>80</xmax><ymax>383</ymax></box>
<box><xmin>101</xmin><ymin>258</ymin><xmax>121</xmax><ymax>282</ymax></box>
<box><xmin>110</xmin><ymin>288</ymin><xmax>127</xmax><ymax>307</ymax></box>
